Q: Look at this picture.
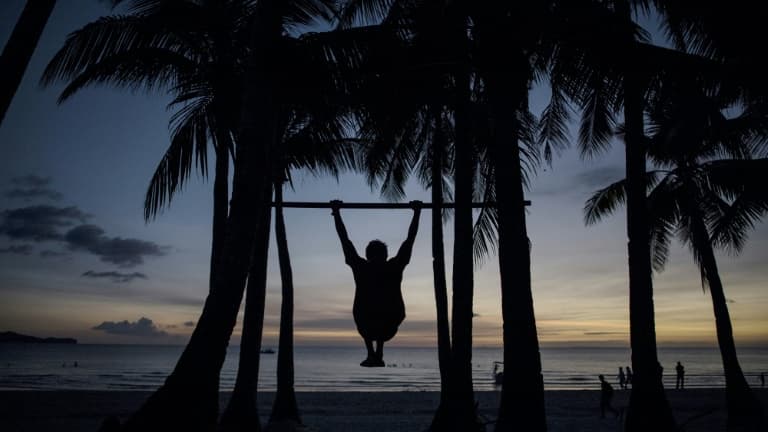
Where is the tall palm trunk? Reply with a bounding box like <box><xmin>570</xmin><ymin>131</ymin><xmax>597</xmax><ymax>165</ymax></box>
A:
<box><xmin>120</xmin><ymin>3</ymin><xmax>281</xmax><ymax>430</ymax></box>
<box><xmin>486</xmin><ymin>67</ymin><xmax>546</xmax><ymax>432</ymax></box>
<box><xmin>429</xmin><ymin>114</ymin><xmax>452</xmax><ymax>430</ymax></box>
<box><xmin>689</xmin><ymin>208</ymin><xmax>765</xmax><ymax>431</ymax></box>
<box><xmin>220</xmin><ymin>187</ymin><xmax>273</xmax><ymax>432</ymax></box>
<box><xmin>447</xmin><ymin>56</ymin><xmax>481</xmax><ymax>431</ymax></box>
<box><xmin>210</xmin><ymin>137</ymin><xmax>230</xmax><ymax>290</ymax></box>
<box><xmin>269</xmin><ymin>181</ymin><xmax>301</xmax><ymax>425</ymax></box>
<box><xmin>618</xmin><ymin>3</ymin><xmax>675</xmax><ymax>430</ymax></box>
<box><xmin>0</xmin><ymin>0</ymin><xmax>56</xmax><ymax>125</ymax></box>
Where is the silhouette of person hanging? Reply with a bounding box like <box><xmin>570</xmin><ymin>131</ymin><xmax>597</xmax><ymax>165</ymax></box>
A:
<box><xmin>332</xmin><ymin>200</ymin><xmax>421</xmax><ymax>367</ymax></box>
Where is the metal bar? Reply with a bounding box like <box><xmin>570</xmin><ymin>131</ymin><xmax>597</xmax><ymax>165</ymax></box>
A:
<box><xmin>271</xmin><ymin>201</ymin><xmax>531</xmax><ymax>209</ymax></box>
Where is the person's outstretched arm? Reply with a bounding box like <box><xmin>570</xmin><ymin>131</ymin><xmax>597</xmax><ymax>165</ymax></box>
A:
<box><xmin>394</xmin><ymin>201</ymin><xmax>422</xmax><ymax>266</ymax></box>
<box><xmin>331</xmin><ymin>200</ymin><xmax>361</xmax><ymax>265</ymax></box>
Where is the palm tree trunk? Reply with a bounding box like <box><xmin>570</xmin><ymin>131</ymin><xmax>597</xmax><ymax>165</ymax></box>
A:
<box><xmin>486</xmin><ymin>73</ymin><xmax>546</xmax><ymax>432</ymax></box>
<box><xmin>429</xmin><ymin>114</ymin><xmax>452</xmax><ymax>430</ymax></box>
<box><xmin>220</xmin><ymin>186</ymin><xmax>273</xmax><ymax>432</ymax></box>
<box><xmin>269</xmin><ymin>181</ymin><xmax>301</xmax><ymax>425</ymax></box>
<box><xmin>619</xmin><ymin>2</ymin><xmax>676</xmax><ymax>427</ymax></box>
<box><xmin>0</xmin><ymin>0</ymin><xmax>56</xmax><ymax>126</ymax></box>
<box><xmin>210</xmin><ymin>137</ymin><xmax>230</xmax><ymax>291</ymax></box>
<box><xmin>120</xmin><ymin>3</ymin><xmax>281</xmax><ymax>429</ymax></box>
<box><xmin>690</xmin><ymin>213</ymin><xmax>765</xmax><ymax>431</ymax></box>
<box><xmin>446</xmin><ymin>57</ymin><xmax>481</xmax><ymax>431</ymax></box>
<box><xmin>122</xmin><ymin>130</ymin><xmax>273</xmax><ymax>432</ymax></box>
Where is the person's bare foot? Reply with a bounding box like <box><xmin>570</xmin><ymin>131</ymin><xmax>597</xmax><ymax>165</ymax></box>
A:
<box><xmin>360</xmin><ymin>357</ymin><xmax>375</xmax><ymax>367</ymax></box>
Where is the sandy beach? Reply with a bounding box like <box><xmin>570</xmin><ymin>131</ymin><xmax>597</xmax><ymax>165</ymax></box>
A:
<box><xmin>1</xmin><ymin>389</ymin><xmax>766</xmax><ymax>431</ymax></box>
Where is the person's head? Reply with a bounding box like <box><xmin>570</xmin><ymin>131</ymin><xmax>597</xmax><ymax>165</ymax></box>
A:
<box><xmin>599</xmin><ymin>374</ymin><xmax>605</xmax><ymax>381</ymax></box>
<box><xmin>366</xmin><ymin>240</ymin><xmax>388</xmax><ymax>262</ymax></box>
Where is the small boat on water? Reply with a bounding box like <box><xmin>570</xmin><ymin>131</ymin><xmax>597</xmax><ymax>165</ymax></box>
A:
<box><xmin>260</xmin><ymin>348</ymin><xmax>276</xmax><ymax>354</ymax></box>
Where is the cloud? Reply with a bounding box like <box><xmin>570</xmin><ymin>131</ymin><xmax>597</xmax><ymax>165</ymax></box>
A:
<box><xmin>0</xmin><ymin>244</ymin><xmax>33</xmax><ymax>255</ymax></box>
<box><xmin>5</xmin><ymin>175</ymin><xmax>63</xmax><ymax>201</ymax></box>
<box><xmin>81</xmin><ymin>270</ymin><xmax>148</xmax><ymax>283</ymax></box>
<box><xmin>92</xmin><ymin>317</ymin><xmax>168</xmax><ymax>338</ymax></box>
<box><xmin>0</xmin><ymin>205</ymin><xmax>90</xmax><ymax>241</ymax></box>
<box><xmin>40</xmin><ymin>249</ymin><xmax>68</xmax><ymax>258</ymax></box>
<box><xmin>65</xmin><ymin>224</ymin><xmax>167</xmax><ymax>267</ymax></box>
<box><xmin>183</xmin><ymin>321</ymin><xmax>195</xmax><ymax>327</ymax></box>
<box><xmin>0</xmin><ymin>205</ymin><xmax>168</xmax><ymax>266</ymax></box>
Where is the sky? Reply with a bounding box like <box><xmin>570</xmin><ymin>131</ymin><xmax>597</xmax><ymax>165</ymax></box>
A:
<box><xmin>1</xmin><ymin>1</ymin><xmax>767</xmax><ymax>348</ymax></box>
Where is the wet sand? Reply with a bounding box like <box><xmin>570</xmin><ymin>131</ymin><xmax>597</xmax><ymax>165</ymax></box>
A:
<box><xmin>1</xmin><ymin>389</ymin><xmax>766</xmax><ymax>431</ymax></box>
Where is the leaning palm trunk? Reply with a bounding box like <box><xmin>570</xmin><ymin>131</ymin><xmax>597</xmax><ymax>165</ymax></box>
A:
<box><xmin>120</xmin><ymin>4</ymin><xmax>281</xmax><ymax>429</ymax></box>
<box><xmin>220</xmin><ymin>190</ymin><xmax>273</xmax><ymax>432</ymax></box>
<box><xmin>268</xmin><ymin>182</ymin><xmax>301</xmax><ymax>426</ymax></box>
<box><xmin>429</xmin><ymin>115</ymin><xmax>452</xmax><ymax>430</ymax></box>
<box><xmin>619</xmin><ymin>7</ymin><xmax>675</xmax><ymax>428</ymax></box>
<box><xmin>122</xmin><ymin>127</ymin><xmax>274</xmax><ymax>432</ymax></box>
<box><xmin>0</xmin><ymin>0</ymin><xmax>56</xmax><ymax>125</ymax></box>
<box><xmin>689</xmin><ymin>210</ymin><xmax>765</xmax><ymax>431</ymax></box>
<box><xmin>486</xmin><ymin>73</ymin><xmax>546</xmax><ymax>432</ymax></box>
<box><xmin>210</xmin><ymin>137</ymin><xmax>230</xmax><ymax>290</ymax></box>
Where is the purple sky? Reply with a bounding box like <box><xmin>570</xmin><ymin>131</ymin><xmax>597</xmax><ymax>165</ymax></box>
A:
<box><xmin>1</xmin><ymin>1</ymin><xmax>767</xmax><ymax>347</ymax></box>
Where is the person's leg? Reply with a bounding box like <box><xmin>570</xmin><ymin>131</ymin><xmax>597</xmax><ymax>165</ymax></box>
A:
<box><xmin>361</xmin><ymin>339</ymin><xmax>375</xmax><ymax>367</ymax></box>
<box><xmin>600</xmin><ymin>399</ymin><xmax>607</xmax><ymax>418</ymax></box>
<box><xmin>374</xmin><ymin>340</ymin><xmax>385</xmax><ymax>366</ymax></box>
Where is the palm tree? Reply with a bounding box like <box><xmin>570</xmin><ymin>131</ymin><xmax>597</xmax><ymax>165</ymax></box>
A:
<box><xmin>42</xmin><ymin>2</ymin><xmax>255</xmax><ymax>429</ymax></box>
<box><xmin>0</xmin><ymin>0</ymin><xmax>56</xmax><ymax>125</ymax></box>
<box><xmin>585</xmin><ymin>84</ymin><xmax>768</xmax><ymax>430</ymax></box>
<box><xmin>338</xmin><ymin>2</ymin><xmax>486</xmax><ymax>427</ymax></box>
<box><xmin>222</xmin><ymin>29</ymin><xmax>360</xmax><ymax>428</ymax></box>
<box><xmin>44</xmin><ymin>1</ymin><xmax>337</xmax><ymax>429</ymax></box>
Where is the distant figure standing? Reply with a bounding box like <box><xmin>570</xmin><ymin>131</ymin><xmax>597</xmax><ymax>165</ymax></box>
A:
<box><xmin>625</xmin><ymin>366</ymin><xmax>633</xmax><ymax>387</ymax></box>
<box><xmin>599</xmin><ymin>374</ymin><xmax>619</xmax><ymax>418</ymax></box>
<box><xmin>760</xmin><ymin>372</ymin><xmax>765</xmax><ymax>388</ymax></box>
<box><xmin>675</xmin><ymin>361</ymin><xmax>685</xmax><ymax>389</ymax></box>
<box><xmin>332</xmin><ymin>200</ymin><xmax>421</xmax><ymax>367</ymax></box>
<box><xmin>618</xmin><ymin>367</ymin><xmax>627</xmax><ymax>390</ymax></box>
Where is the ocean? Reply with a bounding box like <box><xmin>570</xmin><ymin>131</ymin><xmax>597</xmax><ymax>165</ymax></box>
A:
<box><xmin>0</xmin><ymin>344</ymin><xmax>765</xmax><ymax>392</ymax></box>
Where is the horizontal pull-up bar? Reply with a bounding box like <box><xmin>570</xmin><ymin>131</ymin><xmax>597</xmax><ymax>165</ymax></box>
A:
<box><xmin>271</xmin><ymin>201</ymin><xmax>531</xmax><ymax>209</ymax></box>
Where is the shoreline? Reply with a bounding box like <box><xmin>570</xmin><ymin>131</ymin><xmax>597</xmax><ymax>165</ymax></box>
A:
<box><xmin>2</xmin><ymin>389</ymin><xmax>766</xmax><ymax>431</ymax></box>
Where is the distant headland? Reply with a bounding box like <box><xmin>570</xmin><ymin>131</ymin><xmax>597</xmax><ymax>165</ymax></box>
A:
<box><xmin>0</xmin><ymin>331</ymin><xmax>77</xmax><ymax>344</ymax></box>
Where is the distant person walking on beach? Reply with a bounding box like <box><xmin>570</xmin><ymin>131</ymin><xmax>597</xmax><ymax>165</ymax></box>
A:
<box><xmin>675</xmin><ymin>361</ymin><xmax>685</xmax><ymax>389</ymax></box>
<box><xmin>599</xmin><ymin>374</ymin><xmax>619</xmax><ymax>418</ymax></box>
<box><xmin>332</xmin><ymin>200</ymin><xmax>421</xmax><ymax>367</ymax></box>
<box><xmin>760</xmin><ymin>372</ymin><xmax>765</xmax><ymax>388</ymax></box>
<box><xmin>618</xmin><ymin>367</ymin><xmax>626</xmax><ymax>390</ymax></box>
<box><xmin>625</xmin><ymin>366</ymin><xmax>633</xmax><ymax>387</ymax></box>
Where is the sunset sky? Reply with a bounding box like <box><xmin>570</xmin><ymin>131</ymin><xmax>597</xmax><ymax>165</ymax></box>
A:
<box><xmin>1</xmin><ymin>1</ymin><xmax>767</xmax><ymax>348</ymax></box>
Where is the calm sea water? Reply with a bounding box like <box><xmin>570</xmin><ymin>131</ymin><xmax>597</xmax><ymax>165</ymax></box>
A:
<box><xmin>0</xmin><ymin>344</ymin><xmax>765</xmax><ymax>391</ymax></box>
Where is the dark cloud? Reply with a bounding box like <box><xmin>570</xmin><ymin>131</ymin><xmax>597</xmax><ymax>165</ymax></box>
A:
<box><xmin>0</xmin><ymin>244</ymin><xmax>33</xmax><ymax>255</ymax></box>
<box><xmin>40</xmin><ymin>249</ymin><xmax>68</xmax><ymax>258</ymax></box>
<box><xmin>92</xmin><ymin>317</ymin><xmax>168</xmax><ymax>338</ymax></box>
<box><xmin>0</xmin><ymin>205</ymin><xmax>89</xmax><ymax>241</ymax></box>
<box><xmin>6</xmin><ymin>175</ymin><xmax>63</xmax><ymax>201</ymax></box>
<box><xmin>183</xmin><ymin>321</ymin><xmax>195</xmax><ymax>327</ymax></box>
<box><xmin>81</xmin><ymin>270</ymin><xmax>148</xmax><ymax>283</ymax></box>
<box><xmin>65</xmin><ymin>224</ymin><xmax>167</xmax><ymax>267</ymax></box>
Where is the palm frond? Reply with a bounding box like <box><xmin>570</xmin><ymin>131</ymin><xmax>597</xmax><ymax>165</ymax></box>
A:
<box><xmin>584</xmin><ymin>179</ymin><xmax>628</xmax><ymax>225</ymax></box>
<box><xmin>144</xmin><ymin>95</ymin><xmax>214</xmax><ymax>220</ymax></box>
